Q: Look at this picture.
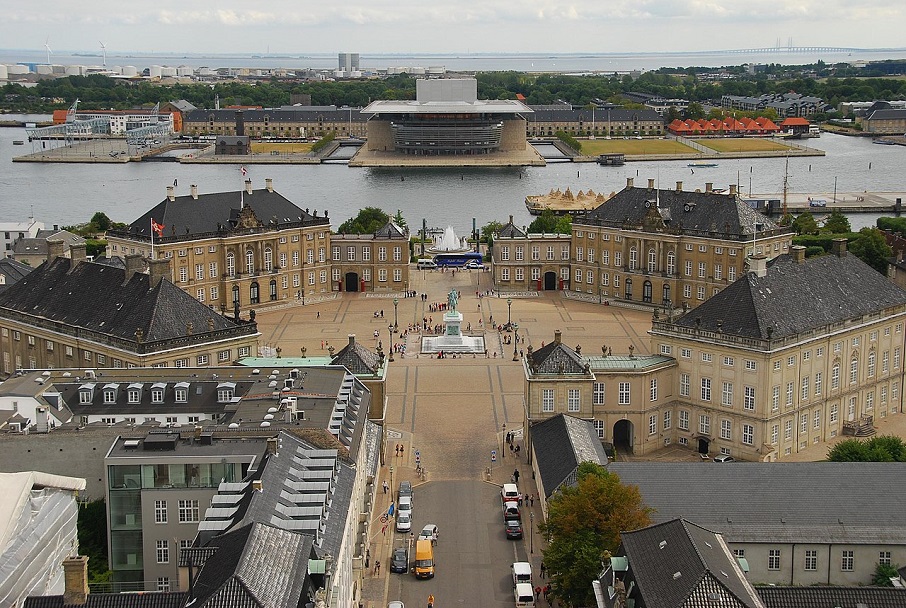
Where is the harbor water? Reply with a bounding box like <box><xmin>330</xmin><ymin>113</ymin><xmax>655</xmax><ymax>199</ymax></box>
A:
<box><xmin>1</xmin><ymin>122</ymin><xmax>904</xmax><ymax>234</ymax></box>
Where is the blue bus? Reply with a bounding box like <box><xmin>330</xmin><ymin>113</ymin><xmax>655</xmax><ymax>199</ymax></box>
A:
<box><xmin>434</xmin><ymin>252</ymin><xmax>483</xmax><ymax>267</ymax></box>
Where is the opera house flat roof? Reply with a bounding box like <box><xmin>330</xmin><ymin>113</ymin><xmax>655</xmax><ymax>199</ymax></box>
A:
<box><xmin>361</xmin><ymin>99</ymin><xmax>532</xmax><ymax>115</ymax></box>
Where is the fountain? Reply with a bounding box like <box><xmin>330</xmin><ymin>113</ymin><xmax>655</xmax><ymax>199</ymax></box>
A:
<box><xmin>429</xmin><ymin>226</ymin><xmax>469</xmax><ymax>253</ymax></box>
<box><xmin>421</xmin><ymin>288</ymin><xmax>486</xmax><ymax>354</ymax></box>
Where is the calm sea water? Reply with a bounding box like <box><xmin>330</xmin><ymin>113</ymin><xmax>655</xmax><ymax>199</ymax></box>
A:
<box><xmin>3</xmin><ymin>50</ymin><xmax>906</xmax><ymax>73</ymax></box>
<box><xmin>1</xmin><ymin>125</ymin><xmax>903</xmax><ymax>234</ymax></box>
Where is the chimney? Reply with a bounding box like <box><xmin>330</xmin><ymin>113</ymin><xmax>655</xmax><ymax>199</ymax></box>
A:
<box><xmin>348</xmin><ymin>334</ymin><xmax>356</xmax><ymax>348</ymax></box>
<box><xmin>267</xmin><ymin>437</ymin><xmax>278</xmax><ymax>455</ymax></box>
<box><xmin>626</xmin><ymin>177</ymin><xmax>634</xmax><ymax>189</ymax></box>
<box><xmin>265</xmin><ymin>178</ymin><xmax>273</xmax><ymax>192</ymax></box>
<box><xmin>554</xmin><ymin>330</ymin><xmax>562</xmax><ymax>344</ymax></box>
<box><xmin>509</xmin><ymin>215</ymin><xmax>514</xmax><ymax>225</ymax></box>
<box><xmin>252</xmin><ymin>479</ymin><xmax>263</xmax><ymax>492</ymax></box>
<box><xmin>675</xmin><ymin>181</ymin><xmax>683</xmax><ymax>193</ymax></box>
<box><xmin>147</xmin><ymin>258</ymin><xmax>172</xmax><ymax>287</ymax></box>
<box><xmin>729</xmin><ymin>184</ymin><xmax>737</xmax><ymax>196</ymax></box>
<box><xmin>705</xmin><ymin>182</ymin><xmax>713</xmax><ymax>193</ymax></box>
<box><xmin>831</xmin><ymin>238</ymin><xmax>848</xmax><ymax>257</ymax></box>
<box><xmin>245</xmin><ymin>179</ymin><xmax>253</xmax><ymax>195</ymax></box>
<box><xmin>791</xmin><ymin>245</ymin><xmax>806</xmax><ymax>263</ymax></box>
<box><xmin>124</xmin><ymin>254</ymin><xmax>145</xmax><ymax>280</ymax></box>
<box><xmin>647</xmin><ymin>178</ymin><xmax>655</xmax><ymax>190</ymax></box>
<box><xmin>166</xmin><ymin>185</ymin><xmax>175</xmax><ymax>201</ymax></box>
<box><xmin>748</xmin><ymin>254</ymin><xmax>768</xmax><ymax>278</ymax></box>
<box><xmin>190</xmin><ymin>184</ymin><xmax>198</xmax><ymax>199</ymax></box>
<box><xmin>46</xmin><ymin>239</ymin><xmax>66</xmax><ymax>262</ymax></box>
<box><xmin>69</xmin><ymin>243</ymin><xmax>87</xmax><ymax>269</ymax></box>
<box><xmin>62</xmin><ymin>556</ymin><xmax>89</xmax><ymax>606</ymax></box>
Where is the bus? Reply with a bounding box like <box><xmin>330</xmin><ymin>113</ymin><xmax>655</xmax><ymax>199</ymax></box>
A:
<box><xmin>434</xmin><ymin>252</ymin><xmax>483</xmax><ymax>267</ymax></box>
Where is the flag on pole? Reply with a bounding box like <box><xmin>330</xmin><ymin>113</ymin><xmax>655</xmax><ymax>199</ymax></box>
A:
<box><xmin>387</xmin><ymin>502</ymin><xmax>395</xmax><ymax>517</ymax></box>
<box><xmin>151</xmin><ymin>219</ymin><xmax>164</xmax><ymax>237</ymax></box>
<box><xmin>240</xmin><ymin>191</ymin><xmax>244</xmax><ymax>209</ymax></box>
<box><xmin>240</xmin><ymin>166</ymin><xmax>247</xmax><ymax>176</ymax></box>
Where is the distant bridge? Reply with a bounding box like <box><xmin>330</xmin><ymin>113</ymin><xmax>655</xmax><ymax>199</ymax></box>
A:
<box><xmin>681</xmin><ymin>46</ymin><xmax>906</xmax><ymax>55</ymax></box>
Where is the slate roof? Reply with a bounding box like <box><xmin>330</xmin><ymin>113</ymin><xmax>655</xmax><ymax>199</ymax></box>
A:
<box><xmin>607</xmin><ymin>462</ymin><xmax>906</xmax><ymax>544</ymax></box>
<box><xmin>331</xmin><ymin>335</ymin><xmax>382</xmax><ymax>375</ymax></box>
<box><xmin>0</xmin><ymin>257</ymin><xmax>250</xmax><ymax>345</ymax></box>
<box><xmin>619</xmin><ymin>519</ymin><xmax>763</xmax><ymax>608</ymax></box>
<box><xmin>185</xmin><ymin>107</ymin><xmax>371</xmax><ymax>124</ymax></box>
<box><xmin>526</xmin><ymin>107</ymin><xmax>662</xmax><ymax>123</ymax></box>
<box><xmin>756</xmin><ymin>586</ymin><xmax>906</xmax><ymax>608</ymax></box>
<box><xmin>0</xmin><ymin>257</ymin><xmax>34</xmax><ymax>289</ymax></box>
<box><xmin>671</xmin><ymin>251</ymin><xmax>906</xmax><ymax>340</ymax></box>
<box><xmin>13</xmin><ymin>229</ymin><xmax>84</xmax><ymax>256</ymax></box>
<box><xmin>866</xmin><ymin>108</ymin><xmax>906</xmax><ymax>121</ymax></box>
<box><xmin>372</xmin><ymin>221</ymin><xmax>408</xmax><ymax>239</ymax></box>
<box><xmin>497</xmin><ymin>218</ymin><xmax>526</xmax><ymax>239</ymax></box>
<box><xmin>191</xmin><ymin>522</ymin><xmax>314</xmax><ymax>608</ymax></box>
<box><xmin>119</xmin><ymin>187</ymin><xmax>327</xmax><ymax>240</ymax></box>
<box><xmin>531</xmin><ymin>414</ymin><xmax>608</xmax><ymax>498</ymax></box>
<box><xmin>576</xmin><ymin>185</ymin><xmax>781</xmax><ymax>239</ymax></box>
<box><xmin>24</xmin><ymin>593</ymin><xmax>187</xmax><ymax>608</ymax></box>
<box><xmin>528</xmin><ymin>336</ymin><xmax>589</xmax><ymax>375</ymax></box>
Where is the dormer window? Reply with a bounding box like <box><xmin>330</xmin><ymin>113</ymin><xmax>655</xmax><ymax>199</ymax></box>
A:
<box><xmin>151</xmin><ymin>382</ymin><xmax>166</xmax><ymax>404</ymax></box>
<box><xmin>216</xmin><ymin>382</ymin><xmax>236</xmax><ymax>403</ymax></box>
<box><xmin>127</xmin><ymin>383</ymin><xmax>143</xmax><ymax>404</ymax></box>
<box><xmin>174</xmin><ymin>382</ymin><xmax>189</xmax><ymax>403</ymax></box>
<box><xmin>78</xmin><ymin>383</ymin><xmax>96</xmax><ymax>404</ymax></box>
<box><xmin>103</xmin><ymin>383</ymin><xmax>119</xmax><ymax>404</ymax></box>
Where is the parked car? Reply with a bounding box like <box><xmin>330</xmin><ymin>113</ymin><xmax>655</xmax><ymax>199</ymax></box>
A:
<box><xmin>389</xmin><ymin>602</ymin><xmax>405</xmax><ymax>608</ymax></box>
<box><xmin>465</xmin><ymin>261</ymin><xmax>485</xmax><ymax>269</ymax></box>
<box><xmin>503</xmin><ymin>501</ymin><xmax>521</xmax><ymax>521</ymax></box>
<box><xmin>398</xmin><ymin>481</ymin><xmax>413</xmax><ymax>503</ymax></box>
<box><xmin>505</xmin><ymin>520</ymin><xmax>523</xmax><ymax>539</ymax></box>
<box><xmin>390</xmin><ymin>547</ymin><xmax>409</xmax><ymax>573</ymax></box>
<box><xmin>713</xmin><ymin>454</ymin><xmax>736</xmax><ymax>463</ymax></box>
<box><xmin>398</xmin><ymin>495</ymin><xmax>413</xmax><ymax>517</ymax></box>
<box><xmin>501</xmin><ymin>483</ymin><xmax>519</xmax><ymax>503</ymax></box>
<box><xmin>418</xmin><ymin>524</ymin><xmax>439</xmax><ymax>543</ymax></box>
<box><xmin>396</xmin><ymin>511</ymin><xmax>412</xmax><ymax>532</ymax></box>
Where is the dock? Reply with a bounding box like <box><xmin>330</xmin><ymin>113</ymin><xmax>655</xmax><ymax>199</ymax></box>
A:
<box><xmin>747</xmin><ymin>191</ymin><xmax>906</xmax><ymax>215</ymax></box>
<box><xmin>525</xmin><ymin>187</ymin><xmax>614</xmax><ymax>215</ymax></box>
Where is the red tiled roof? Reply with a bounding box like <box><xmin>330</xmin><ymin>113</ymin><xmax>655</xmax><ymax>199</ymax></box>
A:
<box><xmin>781</xmin><ymin>117</ymin><xmax>810</xmax><ymax>126</ymax></box>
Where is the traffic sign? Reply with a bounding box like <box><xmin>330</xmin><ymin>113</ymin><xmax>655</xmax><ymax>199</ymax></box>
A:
<box><xmin>491</xmin><ymin>449</ymin><xmax>497</xmax><ymax>462</ymax></box>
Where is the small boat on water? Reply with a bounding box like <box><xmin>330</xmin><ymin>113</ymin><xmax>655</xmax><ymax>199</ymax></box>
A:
<box><xmin>688</xmin><ymin>162</ymin><xmax>718</xmax><ymax>168</ymax></box>
<box><xmin>12</xmin><ymin>140</ymin><xmax>24</xmax><ymax>145</ymax></box>
<box><xmin>873</xmin><ymin>139</ymin><xmax>898</xmax><ymax>145</ymax></box>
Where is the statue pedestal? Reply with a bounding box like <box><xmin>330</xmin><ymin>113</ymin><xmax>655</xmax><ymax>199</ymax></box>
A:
<box><xmin>421</xmin><ymin>310</ymin><xmax>486</xmax><ymax>354</ymax></box>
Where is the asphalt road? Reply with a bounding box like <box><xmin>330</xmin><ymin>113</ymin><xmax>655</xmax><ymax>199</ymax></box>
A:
<box><xmin>386</xmin><ymin>480</ymin><xmax>533</xmax><ymax>608</ymax></box>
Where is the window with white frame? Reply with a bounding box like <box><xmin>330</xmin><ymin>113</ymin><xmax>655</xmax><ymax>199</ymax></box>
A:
<box><xmin>772</xmin><ymin>385</ymin><xmax>780</xmax><ymax>411</ymax></box>
<box><xmin>880</xmin><ymin>551</ymin><xmax>892</xmax><ymax>566</ymax></box>
<box><xmin>663</xmin><ymin>411</ymin><xmax>671</xmax><ymax>429</ymax></box>
<box><xmin>801</xmin><ymin>376</ymin><xmax>810</xmax><ymax>400</ymax></box>
<box><xmin>701</xmin><ymin>378</ymin><xmax>712</xmax><ymax>401</ymax></box>
<box><xmin>785</xmin><ymin>420</ymin><xmax>793</xmax><ymax>439</ymax></box>
<box><xmin>850</xmin><ymin>356</ymin><xmax>858</xmax><ymax>384</ymax></box>
<box><xmin>157</xmin><ymin>578</ymin><xmax>171</xmax><ymax>592</ymax></box>
<box><xmin>699</xmin><ymin>414</ymin><xmax>711</xmax><ymax>435</ymax></box>
<box><xmin>841</xmin><ymin>550</ymin><xmax>854</xmax><ymax>571</ymax></box>
<box><xmin>804</xmin><ymin>550</ymin><xmax>817</xmax><ymax>571</ymax></box>
<box><xmin>542</xmin><ymin>389</ymin><xmax>554</xmax><ymax>412</ymax></box>
<box><xmin>721</xmin><ymin>382</ymin><xmax>733</xmax><ymax>407</ymax></box>
<box><xmin>742</xmin><ymin>424</ymin><xmax>754</xmax><ymax>445</ymax></box>
<box><xmin>649</xmin><ymin>379</ymin><xmax>658</xmax><ymax>402</ymax></box>
<box><xmin>720</xmin><ymin>419</ymin><xmax>731</xmax><ymax>440</ymax></box>
<box><xmin>567</xmin><ymin>389</ymin><xmax>580</xmax><ymax>412</ymax></box>
<box><xmin>771</xmin><ymin>424</ymin><xmax>778</xmax><ymax>444</ymax></box>
<box><xmin>649</xmin><ymin>415</ymin><xmax>657</xmax><ymax>435</ymax></box>
<box><xmin>868</xmin><ymin>351</ymin><xmax>876</xmax><ymax>377</ymax></box>
<box><xmin>680</xmin><ymin>373</ymin><xmax>690</xmax><ymax>397</ymax></box>
<box><xmin>593</xmin><ymin>382</ymin><xmax>605</xmax><ymax>405</ymax></box>
<box><xmin>678</xmin><ymin>410</ymin><xmax>689</xmax><ymax>430</ymax></box>
<box><xmin>702</xmin><ymin>352</ymin><xmax>712</xmax><ymax>363</ymax></box>
<box><xmin>619</xmin><ymin>382</ymin><xmax>630</xmax><ymax>405</ymax></box>
<box><xmin>178</xmin><ymin>500</ymin><xmax>200</xmax><ymax>523</ymax></box>
<box><xmin>744</xmin><ymin>386</ymin><xmax>755</xmax><ymax>411</ymax></box>
<box><xmin>768</xmin><ymin>550</ymin><xmax>781</xmax><ymax>570</ymax></box>
<box><xmin>154</xmin><ymin>500</ymin><xmax>167</xmax><ymax>523</ymax></box>
<box><xmin>723</xmin><ymin>356</ymin><xmax>734</xmax><ymax>367</ymax></box>
<box><xmin>786</xmin><ymin>382</ymin><xmax>794</xmax><ymax>406</ymax></box>
<box><xmin>157</xmin><ymin>540</ymin><xmax>170</xmax><ymax>563</ymax></box>
<box><xmin>593</xmin><ymin>420</ymin><xmax>604</xmax><ymax>438</ymax></box>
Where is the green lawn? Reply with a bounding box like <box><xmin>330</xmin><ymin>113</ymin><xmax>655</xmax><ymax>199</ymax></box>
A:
<box><xmin>250</xmin><ymin>142</ymin><xmax>314</xmax><ymax>154</ymax></box>
<box><xmin>579</xmin><ymin>139</ymin><xmax>697</xmax><ymax>155</ymax></box>
<box><xmin>698</xmin><ymin>138</ymin><xmax>793</xmax><ymax>153</ymax></box>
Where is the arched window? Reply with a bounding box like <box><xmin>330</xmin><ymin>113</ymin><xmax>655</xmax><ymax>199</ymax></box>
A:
<box><xmin>832</xmin><ymin>360</ymin><xmax>840</xmax><ymax>389</ymax></box>
<box><xmin>250</xmin><ymin>281</ymin><xmax>260</xmax><ymax>304</ymax></box>
<box><xmin>264</xmin><ymin>247</ymin><xmax>273</xmax><ymax>272</ymax></box>
<box><xmin>850</xmin><ymin>356</ymin><xmax>859</xmax><ymax>385</ymax></box>
<box><xmin>226</xmin><ymin>252</ymin><xmax>235</xmax><ymax>277</ymax></box>
<box><xmin>232</xmin><ymin>285</ymin><xmax>240</xmax><ymax>304</ymax></box>
<box><xmin>246</xmin><ymin>250</ymin><xmax>255</xmax><ymax>275</ymax></box>
<box><xmin>269</xmin><ymin>280</ymin><xmax>277</xmax><ymax>301</ymax></box>
<box><xmin>642</xmin><ymin>280</ymin><xmax>652</xmax><ymax>303</ymax></box>
<box><xmin>629</xmin><ymin>247</ymin><xmax>638</xmax><ymax>271</ymax></box>
<box><xmin>625</xmin><ymin>278</ymin><xmax>633</xmax><ymax>299</ymax></box>
<box><xmin>647</xmin><ymin>249</ymin><xmax>657</xmax><ymax>273</ymax></box>
<box><xmin>663</xmin><ymin>284</ymin><xmax>671</xmax><ymax>304</ymax></box>
<box><xmin>666</xmin><ymin>251</ymin><xmax>676</xmax><ymax>276</ymax></box>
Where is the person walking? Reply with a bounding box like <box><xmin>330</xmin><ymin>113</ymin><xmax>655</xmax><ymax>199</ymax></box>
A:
<box><xmin>382</xmin><ymin>480</ymin><xmax>389</xmax><ymax>494</ymax></box>
<box><xmin>513</xmin><ymin>469</ymin><xmax>520</xmax><ymax>483</ymax></box>
<box><xmin>374</xmin><ymin>559</ymin><xmax>381</xmax><ymax>575</ymax></box>
<box><xmin>540</xmin><ymin>561</ymin><xmax>546</xmax><ymax>578</ymax></box>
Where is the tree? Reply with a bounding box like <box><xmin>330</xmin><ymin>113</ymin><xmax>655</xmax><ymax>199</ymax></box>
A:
<box><xmin>78</xmin><ymin>499</ymin><xmax>112</xmax><ymax>584</ymax></box>
<box><xmin>849</xmin><ymin>227</ymin><xmax>893</xmax><ymax>274</ymax></box>
<box><xmin>539</xmin><ymin>462</ymin><xmax>652</xmax><ymax>607</ymax></box>
<box><xmin>873</xmin><ymin>562</ymin><xmax>899</xmax><ymax>586</ymax></box>
<box><xmin>90</xmin><ymin>212</ymin><xmax>112</xmax><ymax>232</ymax></box>
<box><xmin>480</xmin><ymin>221</ymin><xmax>504</xmax><ymax>243</ymax></box>
<box><xmin>393</xmin><ymin>209</ymin><xmax>408</xmax><ymax>229</ymax></box>
<box><xmin>791</xmin><ymin>212</ymin><xmax>819</xmax><ymax>235</ymax></box>
<box><xmin>528</xmin><ymin>209</ymin><xmax>558</xmax><ymax>234</ymax></box>
<box><xmin>336</xmin><ymin>207</ymin><xmax>390</xmax><ymax>234</ymax></box>
<box><xmin>685</xmin><ymin>102</ymin><xmax>705</xmax><ymax>120</ymax></box>
<box><xmin>821</xmin><ymin>209</ymin><xmax>851</xmax><ymax>233</ymax></box>
<box><xmin>827</xmin><ymin>435</ymin><xmax>906</xmax><ymax>462</ymax></box>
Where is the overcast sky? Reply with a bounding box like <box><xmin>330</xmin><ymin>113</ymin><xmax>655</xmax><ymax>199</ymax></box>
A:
<box><xmin>1</xmin><ymin>0</ymin><xmax>904</xmax><ymax>56</ymax></box>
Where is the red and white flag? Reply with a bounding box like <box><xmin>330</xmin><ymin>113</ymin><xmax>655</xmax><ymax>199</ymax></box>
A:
<box><xmin>240</xmin><ymin>166</ymin><xmax>247</xmax><ymax>176</ymax></box>
<box><xmin>151</xmin><ymin>218</ymin><xmax>164</xmax><ymax>237</ymax></box>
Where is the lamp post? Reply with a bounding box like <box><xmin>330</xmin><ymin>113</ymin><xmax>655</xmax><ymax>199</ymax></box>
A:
<box><xmin>530</xmin><ymin>510</ymin><xmax>534</xmax><ymax>554</ymax></box>
<box><xmin>507</xmin><ymin>298</ymin><xmax>512</xmax><ymax>330</ymax></box>
<box><xmin>393</xmin><ymin>298</ymin><xmax>399</xmax><ymax>332</ymax></box>
<box><xmin>513</xmin><ymin>323</ymin><xmax>519</xmax><ymax>361</ymax></box>
<box><xmin>388</xmin><ymin>329</ymin><xmax>395</xmax><ymax>362</ymax></box>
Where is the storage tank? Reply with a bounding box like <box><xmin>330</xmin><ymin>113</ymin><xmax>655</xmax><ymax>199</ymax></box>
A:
<box><xmin>65</xmin><ymin>65</ymin><xmax>84</xmax><ymax>76</ymax></box>
<box><xmin>122</xmin><ymin>65</ymin><xmax>138</xmax><ymax>77</ymax></box>
<box><xmin>7</xmin><ymin>64</ymin><xmax>30</xmax><ymax>75</ymax></box>
<box><xmin>0</xmin><ymin>65</ymin><xmax>7</xmax><ymax>80</ymax></box>
<box><xmin>427</xmin><ymin>66</ymin><xmax>446</xmax><ymax>75</ymax></box>
<box><xmin>410</xmin><ymin>67</ymin><xmax>426</xmax><ymax>75</ymax></box>
<box><xmin>35</xmin><ymin>64</ymin><xmax>53</xmax><ymax>75</ymax></box>
<box><xmin>149</xmin><ymin>65</ymin><xmax>162</xmax><ymax>78</ymax></box>
<box><xmin>177</xmin><ymin>65</ymin><xmax>193</xmax><ymax>77</ymax></box>
<box><xmin>160</xmin><ymin>66</ymin><xmax>177</xmax><ymax>77</ymax></box>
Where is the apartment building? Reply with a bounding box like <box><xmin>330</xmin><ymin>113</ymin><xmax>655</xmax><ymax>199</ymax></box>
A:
<box><xmin>329</xmin><ymin>222</ymin><xmax>411</xmax><ymax>292</ymax></box>
<box><xmin>492</xmin><ymin>217</ymin><xmax>572</xmax><ymax>291</ymax></box>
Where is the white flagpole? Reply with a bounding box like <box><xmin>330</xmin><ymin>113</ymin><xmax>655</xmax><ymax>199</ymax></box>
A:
<box><xmin>150</xmin><ymin>217</ymin><xmax>155</xmax><ymax>259</ymax></box>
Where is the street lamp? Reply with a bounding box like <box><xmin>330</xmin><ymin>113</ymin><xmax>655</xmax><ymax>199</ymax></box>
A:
<box><xmin>530</xmin><ymin>511</ymin><xmax>534</xmax><ymax>554</ymax></box>
<box><xmin>388</xmin><ymin>329</ymin><xmax>395</xmax><ymax>362</ymax></box>
<box><xmin>507</xmin><ymin>298</ymin><xmax>512</xmax><ymax>330</ymax></box>
<box><xmin>393</xmin><ymin>298</ymin><xmax>399</xmax><ymax>331</ymax></box>
<box><xmin>513</xmin><ymin>323</ymin><xmax>519</xmax><ymax>361</ymax></box>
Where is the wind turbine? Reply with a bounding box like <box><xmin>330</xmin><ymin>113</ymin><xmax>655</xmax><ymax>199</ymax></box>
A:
<box><xmin>99</xmin><ymin>41</ymin><xmax>107</xmax><ymax>67</ymax></box>
<box><xmin>44</xmin><ymin>36</ymin><xmax>52</xmax><ymax>65</ymax></box>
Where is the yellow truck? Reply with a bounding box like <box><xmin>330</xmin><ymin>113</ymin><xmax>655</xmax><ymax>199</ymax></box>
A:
<box><xmin>414</xmin><ymin>539</ymin><xmax>435</xmax><ymax>579</ymax></box>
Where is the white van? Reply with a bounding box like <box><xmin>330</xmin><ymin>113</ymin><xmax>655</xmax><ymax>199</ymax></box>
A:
<box><xmin>514</xmin><ymin>583</ymin><xmax>535</xmax><ymax>608</ymax></box>
<box><xmin>512</xmin><ymin>562</ymin><xmax>532</xmax><ymax>587</ymax></box>
<box><xmin>416</xmin><ymin>259</ymin><xmax>438</xmax><ymax>270</ymax></box>
<box><xmin>501</xmin><ymin>483</ymin><xmax>519</xmax><ymax>503</ymax></box>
